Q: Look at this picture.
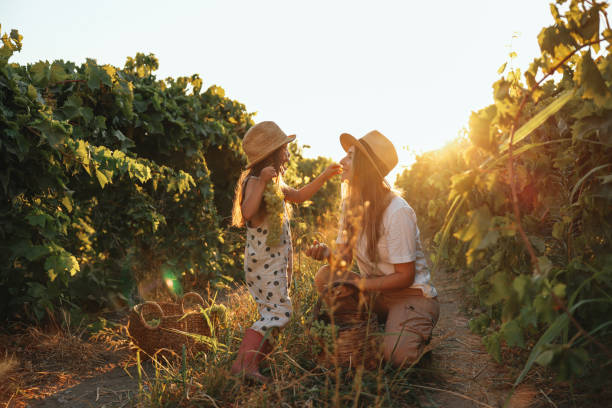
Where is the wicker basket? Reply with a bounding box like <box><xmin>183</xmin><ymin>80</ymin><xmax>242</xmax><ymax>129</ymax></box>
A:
<box><xmin>311</xmin><ymin>283</ymin><xmax>381</xmax><ymax>369</ymax></box>
<box><xmin>127</xmin><ymin>292</ymin><xmax>211</xmax><ymax>358</ymax></box>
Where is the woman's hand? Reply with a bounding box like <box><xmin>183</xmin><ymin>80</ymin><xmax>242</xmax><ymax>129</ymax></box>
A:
<box><xmin>260</xmin><ymin>166</ymin><xmax>277</xmax><ymax>182</ymax></box>
<box><xmin>305</xmin><ymin>240</ymin><xmax>330</xmax><ymax>261</ymax></box>
<box><xmin>323</xmin><ymin>163</ymin><xmax>342</xmax><ymax>180</ymax></box>
<box><xmin>329</xmin><ymin>280</ymin><xmax>359</xmax><ymax>298</ymax></box>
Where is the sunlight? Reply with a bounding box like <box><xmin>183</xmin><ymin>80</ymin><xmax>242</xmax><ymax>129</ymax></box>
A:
<box><xmin>162</xmin><ymin>268</ymin><xmax>181</xmax><ymax>296</ymax></box>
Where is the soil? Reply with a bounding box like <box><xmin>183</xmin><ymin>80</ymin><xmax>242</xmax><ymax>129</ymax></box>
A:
<box><xmin>413</xmin><ymin>268</ymin><xmax>611</xmax><ymax>408</ymax></box>
<box><xmin>2</xmin><ymin>267</ymin><xmax>603</xmax><ymax>408</ymax></box>
<box><xmin>0</xmin><ymin>325</ymin><xmax>151</xmax><ymax>408</ymax></box>
<box><xmin>412</xmin><ymin>268</ymin><xmax>546</xmax><ymax>408</ymax></box>
<box><xmin>27</xmin><ymin>362</ymin><xmax>152</xmax><ymax>408</ymax></box>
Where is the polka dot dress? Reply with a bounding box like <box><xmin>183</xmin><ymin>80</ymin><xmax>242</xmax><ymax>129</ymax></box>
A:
<box><xmin>244</xmin><ymin>215</ymin><xmax>292</xmax><ymax>335</ymax></box>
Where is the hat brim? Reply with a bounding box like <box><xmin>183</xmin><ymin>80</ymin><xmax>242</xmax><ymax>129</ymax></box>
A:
<box><xmin>245</xmin><ymin>134</ymin><xmax>296</xmax><ymax>169</ymax></box>
<box><xmin>340</xmin><ymin>133</ymin><xmax>358</xmax><ymax>153</ymax></box>
<box><xmin>339</xmin><ymin>132</ymin><xmax>387</xmax><ymax>179</ymax></box>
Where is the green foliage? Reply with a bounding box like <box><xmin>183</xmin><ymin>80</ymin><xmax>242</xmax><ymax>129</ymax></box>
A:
<box><xmin>0</xmin><ymin>31</ymin><xmax>253</xmax><ymax>321</ymax></box>
<box><xmin>395</xmin><ymin>137</ymin><xmax>474</xmax><ymax>247</ymax></box>
<box><xmin>284</xmin><ymin>143</ymin><xmax>341</xmax><ymax>222</ymax></box>
<box><xmin>283</xmin><ymin>143</ymin><xmax>342</xmax><ymax>245</ymax></box>
<box><xmin>395</xmin><ymin>0</ymin><xmax>612</xmax><ymax>382</ymax></box>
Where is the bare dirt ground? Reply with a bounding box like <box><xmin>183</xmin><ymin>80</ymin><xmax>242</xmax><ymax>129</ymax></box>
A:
<box><xmin>412</xmin><ymin>268</ymin><xmax>546</xmax><ymax>408</ymax></box>
<box><xmin>2</xmin><ymin>267</ymin><xmax>605</xmax><ymax>408</ymax></box>
<box><xmin>0</xmin><ymin>325</ymin><xmax>149</xmax><ymax>408</ymax></box>
<box><xmin>412</xmin><ymin>267</ymin><xmax>612</xmax><ymax>408</ymax></box>
<box><xmin>26</xmin><ymin>363</ymin><xmax>148</xmax><ymax>408</ymax></box>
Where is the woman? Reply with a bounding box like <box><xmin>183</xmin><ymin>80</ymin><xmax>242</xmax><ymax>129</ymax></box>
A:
<box><xmin>306</xmin><ymin>130</ymin><xmax>439</xmax><ymax>367</ymax></box>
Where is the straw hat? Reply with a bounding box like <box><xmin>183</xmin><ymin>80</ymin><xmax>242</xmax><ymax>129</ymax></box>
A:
<box><xmin>242</xmin><ymin>121</ymin><xmax>296</xmax><ymax>169</ymax></box>
<box><xmin>339</xmin><ymin>130</ymin><xmax>398</xmax><ymax>178</ymax></box>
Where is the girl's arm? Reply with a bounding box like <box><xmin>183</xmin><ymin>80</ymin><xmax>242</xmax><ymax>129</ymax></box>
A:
<box><xmin>282</xmin><ymin>163</ymin><xmax>341</xmax><ymax>203</ymax></box>
<box><xmin>241</xmin><ymin>167</ymin><xmax>276</xmax><ymax>221</ymax></box>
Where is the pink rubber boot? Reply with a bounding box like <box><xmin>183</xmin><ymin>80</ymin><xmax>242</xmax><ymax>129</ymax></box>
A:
<box><xmin>230</xmin><ymin>328</ymin><xmax>270</xmax><ymax>383</ymax></box>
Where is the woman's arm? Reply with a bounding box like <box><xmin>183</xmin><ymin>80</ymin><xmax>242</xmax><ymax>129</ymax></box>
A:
<box><xmin>359</xmin><ymin>262</ymin><xmax>415</xmax><ymax>292</ymax></box>
<box><xmin>340</xmin><ymin>262</ymin><xmax>420</xmax><ymax>295</ymax></box>
<box><xmin>241</xmin><ymin>167</ymin><xmax>276</xmax><ymax>221</ymax></box>
<box><xmin>282</xmin><ymin>164</ymin><xmax>341</xmax><ymax>203</ymax></box>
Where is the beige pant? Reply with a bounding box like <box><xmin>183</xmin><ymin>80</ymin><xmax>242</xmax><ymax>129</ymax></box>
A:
<box><xmin>314</xmin><ymin>265</ymin><xmax>440</xmax><ymax>367</ymax></box>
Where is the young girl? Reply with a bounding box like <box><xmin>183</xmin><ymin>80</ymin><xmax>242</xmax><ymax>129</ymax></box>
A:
<box><xmin>230</xmin><ymin>121</ymin><xmax>340</xmax><ymax>382</ymax></box>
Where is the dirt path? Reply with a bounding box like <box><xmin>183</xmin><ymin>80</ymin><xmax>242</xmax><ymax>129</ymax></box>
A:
<box><xmin>28</xmin><ymin>362</ymin><xmax>152</xmax><ymax>408</ymax></box>
<box><xmin>415</xmin><ymin>267</ymin><xmax>544</xmax><ymax>408</ymax></box>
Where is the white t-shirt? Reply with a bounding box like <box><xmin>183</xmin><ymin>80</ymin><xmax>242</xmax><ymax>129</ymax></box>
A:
<box><xmin>336</xmin><ymin>195</ymin><xmax>438</xmax><ymax>298</ymax></box>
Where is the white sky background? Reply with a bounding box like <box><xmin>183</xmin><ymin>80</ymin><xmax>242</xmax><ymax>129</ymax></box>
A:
<box><xmin>2</xmin><ymin>0</ymin><xmax>553</xmax><ymax>183</ymax></box>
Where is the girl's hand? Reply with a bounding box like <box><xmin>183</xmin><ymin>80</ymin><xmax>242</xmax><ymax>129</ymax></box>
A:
<box><xmin>305</xmin><ymin>240</ymin><xmax>330</xmax><ymax>260</ymax></box>
<box><xmin>260</xmin><ymin>166</ymin><xmax>277</xmax><ymax>182</ymax></box>
<box><xmin>323</xmin><ymin>163</ymin><xmax>342</xmax><ymax>180</ymax></box>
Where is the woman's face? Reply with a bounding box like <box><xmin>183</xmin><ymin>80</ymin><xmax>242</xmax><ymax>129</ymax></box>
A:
<box><xmin>340</xmin><ymin>146</ymin><xmax>354</xmax><ymax>182</ymax></box>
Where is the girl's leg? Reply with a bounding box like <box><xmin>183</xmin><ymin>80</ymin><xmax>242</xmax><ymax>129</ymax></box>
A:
<box><xmin>231</xmin><ymin>328</ymin><xmax>271</xmax><ymax>383</ymax></box>
<box><xmin>382</xmin><ymin>296</ymin><xmax>439</xmax><ymax>367</ymax></box>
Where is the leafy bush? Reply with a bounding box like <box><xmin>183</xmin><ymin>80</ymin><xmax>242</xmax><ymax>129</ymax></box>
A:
<box><xmin>284</xmin><ymin>143</ymin><xmax>342</xmax><ymax>226</ymax></box>
<box><xmin>0</xmin><ymin>26</ymin><xmax>253</xmax><ymax>321</ymax></box>
<box><xmin>395</xmin><ymin>0</ymin><xmax>612</xmax><ymax>382</ymax></box>
<box><xmin>283</xmin><ymin>143</ymin><xmax>342</xmax><ymax>254</ymax></box>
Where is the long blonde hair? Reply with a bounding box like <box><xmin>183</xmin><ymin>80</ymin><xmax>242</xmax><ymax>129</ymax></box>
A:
<box><xmin>231</xmin><ymin>147</ymin><xmax>285</xmax><ymax>228</ymax></box>
<box><xmin>346</xmin><ymin>147</ymin><xmax>395</xmax><ymax>260</ymax></box>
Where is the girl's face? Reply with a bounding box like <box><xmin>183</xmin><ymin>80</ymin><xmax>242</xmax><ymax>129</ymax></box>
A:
<box><xmin>340</xmin><ymin>146</ymin><xmax>354</xmax><ymax>182</ymax></box>
<box><xmin>278</xmin><ymin>144</ymin><xmax>291</xmax><ymax>173</ymax></box>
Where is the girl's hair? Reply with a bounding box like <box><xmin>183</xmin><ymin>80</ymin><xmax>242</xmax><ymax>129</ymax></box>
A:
<box><xmin>347</xmin><ymin>147</ymin><xmax>395</xmax><ymax>260</ymax></box>
<box><xmin>231</xmin><ymin>146</ymin><xmax>285</xmax><ymax>227</ymax></box>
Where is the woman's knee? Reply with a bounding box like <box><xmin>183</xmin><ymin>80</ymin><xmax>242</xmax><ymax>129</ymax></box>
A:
<box><xmin>383</xmin><ymin>347</ymin><xmax>419</xmax><ymax>367</ymax></box>
<box><xmin>382</xmin><ymin>336</ymin><xmax>421</xmax><ymax>367</ymax></box>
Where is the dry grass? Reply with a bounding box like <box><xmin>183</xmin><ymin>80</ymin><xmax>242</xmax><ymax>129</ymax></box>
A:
<box><xmin>0</xmin><ymin>322</ymin><xmax>131</xmax><ymax>408</ymax></box>
<box><xmin>122</xmin><ymin>254</ymin><xmax>439</xmax><ymax>408</ymax></box>
<box><xmin>3</xmin><ymin>263</ymin><xmax>608</xmax><ymax>407</ymax></box>
<box><xmin>3</xmin><ymin>216</ymin><xmax>610</xmax><ymax>407</ymax></box>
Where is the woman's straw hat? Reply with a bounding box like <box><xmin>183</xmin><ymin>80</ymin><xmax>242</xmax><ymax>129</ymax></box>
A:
<box><xmin>339</xmin><ymin>130</ymin><xmax>398</xmax><ymax>178</ymax></box>
<box><xmin>243</xmin><ymin>121</ymin><xmax>296</xmax><ymax>168</ymax></box>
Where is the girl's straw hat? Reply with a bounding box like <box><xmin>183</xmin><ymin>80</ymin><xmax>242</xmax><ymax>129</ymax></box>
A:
<box><xmin>339</xmin><ymin>130</ymin><xmax>398</xmax><ymax>179</ymax></box>
<box><xmin>243</xmin><ymin>121</ymin><xmax>296</xmax><ymax>168</ymax></box>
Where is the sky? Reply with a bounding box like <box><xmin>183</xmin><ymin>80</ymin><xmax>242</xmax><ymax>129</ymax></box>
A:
<box><xmin>2</xmin><ymin>0</ymin><xmax>554</xmax><ymax>182</ymax></box>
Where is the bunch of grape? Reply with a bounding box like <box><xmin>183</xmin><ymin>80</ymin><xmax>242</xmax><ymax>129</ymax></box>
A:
<box><xmin>310</xmin><ymin>320</ymin><xmax>334</xmax><ymax>355</ymax></box>
<box><xmin>263</xmin><ymin>179</ymin><xmax>285</xmax><ymax>247</ymax></box>
<box><xmin>202</xmin><ymin>303</ymin><xmax>228</xmax><ymax>327</ymax></box>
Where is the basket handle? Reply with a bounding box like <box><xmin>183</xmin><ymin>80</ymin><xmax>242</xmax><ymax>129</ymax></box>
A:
<box><xmin>139</xmin><ymin>301</ymin><xmax>165</xmax><ymax>330</ymax></box>
<box><xmin>181</xmin><ymin>291</ymin><xmax>206</xmax><ymax>313</ymax></box>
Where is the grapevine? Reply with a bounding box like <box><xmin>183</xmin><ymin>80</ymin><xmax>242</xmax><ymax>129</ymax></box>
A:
<box><xmin>263</xmin><ymin>179</ymin><xmax>285</xmax><ymax>247</ymax></box>
<box><xmin>395</xmin><ymin>0</ymin><xmax>612</xmax><ymax>382</ymax></box>
<box><xmin>0</xmin><ymin>26</ymin><xmax>253</xmax><ymax>321</ymax></box>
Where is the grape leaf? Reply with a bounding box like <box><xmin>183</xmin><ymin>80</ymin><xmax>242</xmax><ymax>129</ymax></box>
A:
<box><xmin>576</xmin><ymin>51</ymin><xmax>611</xmax><ymax>107</ymax></box>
